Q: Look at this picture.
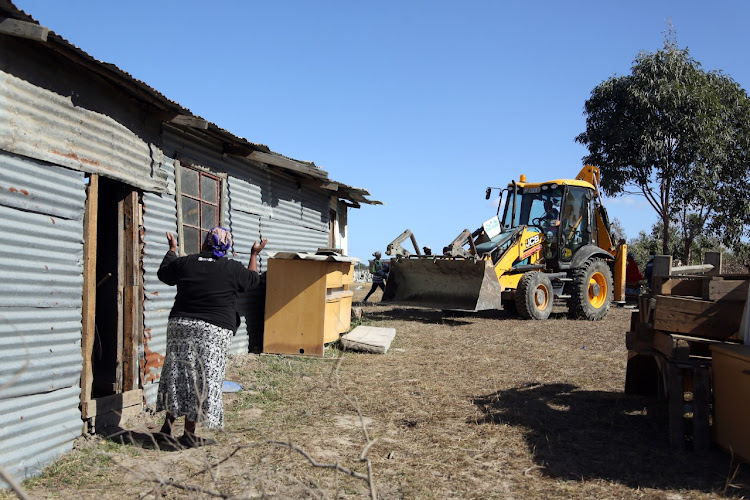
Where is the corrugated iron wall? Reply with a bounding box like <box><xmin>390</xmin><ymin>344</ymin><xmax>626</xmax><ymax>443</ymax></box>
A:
<box><xmin>141</xmin><ymin>159</ymin><xmax>178</xmax><ymax>407</ymax></box>
<box><xmin>0</xmin><ymin>151</ymin><xmax>85</xmax><ymax>483</ymax></box>
<box><xmin>0</xmin><ymin>71</ymin><xmax>169</xmax><ymax>194</ymax></box>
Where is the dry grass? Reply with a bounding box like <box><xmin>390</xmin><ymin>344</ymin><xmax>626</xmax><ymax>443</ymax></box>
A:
<box><xmin>9</xmin><ymin>286</ymin><xmax>750</xmax><ymax>499</ymax></box>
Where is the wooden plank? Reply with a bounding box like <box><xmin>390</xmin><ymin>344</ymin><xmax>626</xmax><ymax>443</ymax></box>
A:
<box><xmin>80</xmin><ymin>175</ymin><xmax>99</xmax><ymax>404</ymax></box>
<box><xmin>122</xmin><ymin>191</ymin><xmax>141</xmax><ymax>391</ymax></box>
<box><xmin>625</xmin><ymin>325</ymin><xmax>654</xmax><ymax>352</ymax></box>
<box><xmin>81</xmin><ymin>389</ymin><xmax>143</xmax><ymax>419</ymax></box>
<box><xmin>0</xmin><ymin>18</ymin><xmax>49</xmax><ymax>41</ymax></box>
<box><xmin>671</xmin><ymin>264</ymin><xmax>714</xmax><ymax>275</ymax></box>
<box><xmin>666</xmin><ymin>363</ymin><xmax>686</xmax><ymax>451</ymax></box>
<box><xmin>658</xmin><ymin>278</ymin><xmax>704</xmax><ymax>298</ymax></box>
<box><xmin>170</xmin><ymin>114</ymin><xmax>209</xmax><ymax>129</ymax></box>
<box><xmin>654</xmin><ymin>310</ymin><xmax>741</xmax><ymax>339</ymax></box>
<box><xmin>249</xmin><ymin>151</ymin><xmax>328</xmax><ymax>180</ymax></box>
<box><xmin>656</xmin><ymin>295</ymin><xmax>744</xmax><ymax>320</ymax></box>
<box><xmin>692</xmin><ymin>367</ymin><xmax>711</xmax><ymax>451</ymax></box>
<box><xmin>652</xmin><ymin>330</ymin><xmax>691</xmax><ymax>361</ymax></box>
<box><xmin>653</xmin><ymin>255</ymin><xmax>672</xmax><ymax>278</ymax></box>
<box><xmin>704</xmin><ymin>252</ymin><xmax>722</xmax><ymax>277</ymax></box>
<box><xmin>122</xmin><ymin>285</ymin><xmax>137</xmax><ymax>391</ymax></box>
<box><xmin>655</xmin><ymin>294</ymin><xmax>743</xmax><ymax>315</ymax></box>
<box><xmin>115</xmin><ymin>193</ymin><xmax>125</xmax><ymax>393</ymax></box>
<box><xmin>703</xmin><ymin>278</ymin><xmax>750</xmax><ymax>302</ymax></box>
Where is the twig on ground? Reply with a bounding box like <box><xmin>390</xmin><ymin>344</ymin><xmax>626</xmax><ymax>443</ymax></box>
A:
<box><xmin>330</xmin><ymin>354</ymin><xmax>378</xmax><ymax>499</ymax></box>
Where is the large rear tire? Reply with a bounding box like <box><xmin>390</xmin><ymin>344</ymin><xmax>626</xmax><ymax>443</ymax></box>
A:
<box><xmin>516</xmin><ymin>271</ymin><xmax>554</xmax><ymax>320</ymax></box>
<box><xmin>569</xmin><ymin>258</ymin><xmax>613</xmax><ymax>320</ymax></box>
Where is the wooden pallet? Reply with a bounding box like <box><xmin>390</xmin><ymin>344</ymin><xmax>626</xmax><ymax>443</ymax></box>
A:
<box><xmin>625</xmin><ymin>252</ymin><xmax>750</xmax><ymax>450</ymax></box>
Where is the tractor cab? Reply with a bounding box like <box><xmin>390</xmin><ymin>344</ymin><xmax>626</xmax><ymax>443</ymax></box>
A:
<box><xmin>496</xmin><ymin>176</ymin><xmax>599</xmax><ymax>270</ymax></box>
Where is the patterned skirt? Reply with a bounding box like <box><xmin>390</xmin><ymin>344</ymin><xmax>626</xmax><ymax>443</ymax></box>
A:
<box><xmin>156</xmin><ymin>317</ymin><xmax>232</xmax><ymax>429</ymax></box>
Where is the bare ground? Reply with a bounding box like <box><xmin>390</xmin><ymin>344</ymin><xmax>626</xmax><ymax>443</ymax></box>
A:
<box><xmin>9</xmin><ymin>286</ymin><xmax>750</xmax><ymax>499</ymax></box>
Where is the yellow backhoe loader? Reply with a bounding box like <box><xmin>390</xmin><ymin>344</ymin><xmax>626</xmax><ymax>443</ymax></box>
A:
<box><xmin>382</xmin><ymin>166</ymin><xmax>626</xmax><ymax>320</ymax></box>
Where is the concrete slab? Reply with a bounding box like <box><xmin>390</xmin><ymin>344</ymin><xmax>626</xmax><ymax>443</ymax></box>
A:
<box><xmin>341</xmin><ymin>326</ymin><xmax>396</xmax><ymax>354</ymax></box>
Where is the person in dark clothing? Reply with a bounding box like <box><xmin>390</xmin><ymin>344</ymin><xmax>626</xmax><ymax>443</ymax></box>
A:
<box><xmin>155</xmin><ymin>226</ymin><xmax>267</xmax><ymax>447</ymax></box>
<box><xmin>363</xmin><ymin>251</ymin><xmax>387</xmax><ymax>304</ymax></box>
<box><xmin>644</xmin><ymin>252</ymin><xmax>655</xmax><ymax>291</ymax></box>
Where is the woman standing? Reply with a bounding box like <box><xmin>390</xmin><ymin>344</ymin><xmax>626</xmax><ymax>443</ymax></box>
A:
<box><xmin>155</xmin><ymin>226</ymin><xmax>267</xmax><ymax>447</ymax></box>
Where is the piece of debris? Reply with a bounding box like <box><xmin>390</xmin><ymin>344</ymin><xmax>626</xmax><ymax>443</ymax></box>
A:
<box><xmin>341</xmin><ymin>326</ymin><xmax>396</xmax><ymax>354</ymax></box>
<box><xmin>222</xmin><ymin>381</ymin><xmax>243</xmax><ymax>393</ymax></box>
<box><xmin>351</xmin><ymin>306</ymin><xmax>363</xmax><ymax>320</ymax></box>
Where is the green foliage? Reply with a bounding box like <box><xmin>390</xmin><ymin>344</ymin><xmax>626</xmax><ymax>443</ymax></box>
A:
<box><xmin>608</xmin><ymin>217</ymin><xmax>626</xmax><ymax>245</ymax></box>
<box><xmin>628</xmin><ymin>219</ymin><xmax>726</xmax><ymax>268</ymax></box>
<box><xmin>576</xmin><ymin>35</ymin><xmax>750</xmax><ymax>256</ymax></box>
<box><xmin>726</xmin><ymin>242</ymin><xmax>750</xmax><ymax>273</ymax></box>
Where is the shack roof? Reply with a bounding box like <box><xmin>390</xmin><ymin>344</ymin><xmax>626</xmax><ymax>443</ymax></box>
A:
<box><xmin>0</xmin><ymin>0</ymin><xmax>381</xmax><ymax>207</ymax></box>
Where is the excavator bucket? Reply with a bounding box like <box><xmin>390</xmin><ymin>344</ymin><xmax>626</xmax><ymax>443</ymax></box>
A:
<box><xmin>382</xmin><ymin>257</ymin><xmax>504</xmax><ymax>312</ymax></box>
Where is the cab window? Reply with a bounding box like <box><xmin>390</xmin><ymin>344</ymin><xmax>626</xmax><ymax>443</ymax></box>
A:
<box><xmin>560</xmin><ymin>186</ymin><xmax>591</xmax><ymax>261</ymax></box>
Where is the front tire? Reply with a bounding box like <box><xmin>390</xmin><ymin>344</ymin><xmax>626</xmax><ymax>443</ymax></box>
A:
<box><xmin>516</xmin><ymin>271</ymin><xmax>554</xmax><ymax>320</ymax></box>
<box><xmin>569</xmin><ymin>258</ymin><xmax>612</xmax><ymax>320</ymax></box>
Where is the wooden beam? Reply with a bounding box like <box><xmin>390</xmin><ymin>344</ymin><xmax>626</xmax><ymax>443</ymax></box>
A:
<box><xmin>653</xmin><ymin>295</ymin><xmax>743</xmax><ymax>339</ymax></box>
<box><xmin>170</xmin><ymin>114</ymin><xmax>209</xmax><ymax>129</ymax></box>
<box><xmin>652</xmin><ymin>255</ymin><xmax>672</xmax><ymax>278</ymax></box>
<box><xmin>702</xmin><ymin>278</ymin><xmax>749</xmax><ymax>302</ymax></box>
<box><xmin>658</xmin><ymin>277</ymin><xmax>704</xmax><ymax>298</ymax></box>
<box><xmin>223</xmin><ymin>144</ymin><xmax>254</xmax><ymax>157</ymax></box>
<box><xmin>704</xmin><ymin>252</ymin><xmax>722</xmax><ymax>276</ymax></box>
<box><xmin>0</xmin><ymin>18</ymin><xmax>49</xmax><ymax>41</ymax></box>
<box><xmin>666</xmin><ymin>362</ymin><xmax>686</xmax><ymax>451</ymax></box>
<box><xmin>652</xmin><ymin>330</ymin><xmax>691</xmax><ymax>361</ymax></box>
<box><xmin>122</xmin><ymin>191</ymin><xmax>142</xmax><ymax>391</ymax></box>
<box><xmin>671</xmin><ymin>264</ymin><xmax>714</xmax><ymax>275</ymax></box>
<box><xmin>81</xmin><ymin>389</ymin><xmax>143</xmax><ymax>419</ymax></box>
<box><xmin>249</xmin><ymin>150</ymin><xmax>328</xmax><ymax>179</ymax></box>
<box><xmin>80</xmin><ymin>174</ymin><xmax>99</xmax><ymax>404</ymax></box>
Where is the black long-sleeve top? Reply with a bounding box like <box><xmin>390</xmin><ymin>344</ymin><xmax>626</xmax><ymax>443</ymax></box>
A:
<box><xmin>158</xmin><ymin>250</ymin><xmax>261</xmax><ymax>331</ymax></box>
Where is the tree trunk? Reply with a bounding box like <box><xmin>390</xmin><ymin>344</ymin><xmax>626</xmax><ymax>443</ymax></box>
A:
<box><xmin>662</xmin><ymin>213</ymin><xmax>670</xmax><ymax>256</ymax></box>
<box><xmin>683</xmin><ymin>238</ymin><xmax>693</xmax><ymax>265</ymax></box>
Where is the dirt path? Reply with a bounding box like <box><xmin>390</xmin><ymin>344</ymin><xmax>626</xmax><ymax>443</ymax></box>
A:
<box><xmin>14</xmin><ymin>288</ymin><xmax>750</xmax><ymax>499</ymax></box>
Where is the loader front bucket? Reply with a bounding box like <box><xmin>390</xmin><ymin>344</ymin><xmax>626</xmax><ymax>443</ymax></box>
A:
<box><xmin>382</xmin><ymin>257</ymin><xmax>504</xmax><ymax>312</ymax></box>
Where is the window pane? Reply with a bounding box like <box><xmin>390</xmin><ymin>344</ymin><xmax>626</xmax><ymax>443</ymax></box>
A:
<box><xmin>183</xmin><ymin>226</ymin><xmax>200</xmax><ymax>255</ymax></box>
<box><xmin>202</xmin><ymin>203</ymin><xmax>217</xmax><ymax>230</ymax></box>
<box><xmin>181</xmin><ymin>166</ymin><xmax>199</xmax><ymax>197</ymax></box>
<box><xmin>182</xmin><ymin>196</ymin><xmax>200</xmax><ymax>226</ymax></box>
<box><xmin>201</xmin><ymin>175</ymin><xmax>218</xmax><ymax>203</ymax></box>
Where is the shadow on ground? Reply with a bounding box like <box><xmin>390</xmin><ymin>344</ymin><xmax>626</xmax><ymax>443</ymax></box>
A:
<box><xmin>472</xmin><ymin>382</ymin><xmax>750</xmax><ymax>495</ymax></box>
<box><xmin>101</xmin><ymin>426</ymin><xmax>184</xmax><ymax>452</ymax></box>
<box><xmin>365</xmin><ymin>305</ymin><xmax>514</xmax><ymax>326</ymax></box>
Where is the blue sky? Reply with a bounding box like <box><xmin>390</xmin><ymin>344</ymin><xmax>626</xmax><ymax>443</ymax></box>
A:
<box><xmin>16</xmin><ymin>1</ymin><xmax>750</xmax><ymax>262</ymax></box>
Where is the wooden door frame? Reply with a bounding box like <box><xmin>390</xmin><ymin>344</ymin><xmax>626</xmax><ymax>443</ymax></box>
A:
<box><xmin>80</xmin><ymin>175</ymin><xmax>143</xmax><ymax>424</ymax></box>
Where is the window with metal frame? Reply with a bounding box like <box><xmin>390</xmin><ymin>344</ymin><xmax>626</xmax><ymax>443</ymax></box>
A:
<box><xmin>179</xmin><ymin>164</ymin><xmax>222</xmax><ymax>255</ymax></box>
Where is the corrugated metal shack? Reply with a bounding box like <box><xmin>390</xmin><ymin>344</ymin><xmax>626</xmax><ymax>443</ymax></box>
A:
<box><xmin>0</xmin><ymin>0</ymin><xmax>380</xmax><ymax>483</ymax></box>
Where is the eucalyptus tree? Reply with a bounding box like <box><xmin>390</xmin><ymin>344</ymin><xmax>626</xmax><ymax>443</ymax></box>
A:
<box><xmin>576</xmin><ymin>38</ymin><xmax>750</xmax><ymax>256</ymax></box>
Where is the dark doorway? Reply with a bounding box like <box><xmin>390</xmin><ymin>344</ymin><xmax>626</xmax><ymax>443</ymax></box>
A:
<box><xmin>86</xmin><ymin>176</ymin><xmax>142</xmax><ymax>399</ymax></box>
<box><xmin>92</xmin><ymin>177</ymin><xmax>121</xmax><ymax>397</ymax></box>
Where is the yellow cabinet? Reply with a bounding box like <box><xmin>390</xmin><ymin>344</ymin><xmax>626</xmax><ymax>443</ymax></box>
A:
<box><xmin>711</xmin><ymin>343</ymin><xmax>750</xmax><ymax>462</ymax></box>
<box><xmin>263</xmin><ymin>252</ymin><xmax>358</xmax><ymax>356</ymax></box>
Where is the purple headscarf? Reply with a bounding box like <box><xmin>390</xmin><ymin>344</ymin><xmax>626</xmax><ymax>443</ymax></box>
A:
<box><xmin>204</xmin><ymin>226</ymin><xmax>232</xmax><ymax>258</ymax></box>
